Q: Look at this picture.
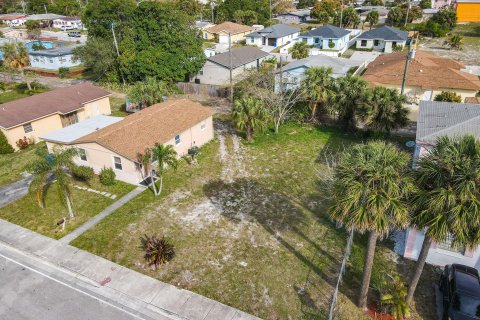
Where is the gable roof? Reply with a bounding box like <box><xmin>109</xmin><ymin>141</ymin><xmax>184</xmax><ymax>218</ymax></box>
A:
<box><xmin>357</xmin><ymin>25</ymin><xmax>408</xmax><ymax>41</ymax></box>
<box><xmin>362</xmin><ymin>51</ymin><xmax>480</xmax><ymax>91</ymax></box>
<box><xmin>300</xmin><ymin>24</ymin><xmax>350</xmax><ymax>39</ymax></box>
<box><xmin>247</xmin><ymin>24</ymin><xmax>300</xmax><ymax>39</ymax></box>
<box><xmin>0</xmin><ymin>83</ymin><xmax>111</xmax><ymax>129</ymax></box>
<box><xmin>207</xmin><ymin>46</ymin><xmax>269</xmax><ymax>69</ymax></box>
<box><xmin>41</xmin><ymin>115</ymin><xmax>123</xmax><ymax>144</ymax></box>
<box><xmin>73</xmin><ymin>99</ymin><xmax>214</xmax><ymax>161</ymax></box>
<box><xmin>416</xmin><ymin>101</ymin><xmax>480</xmax><ymax>143</ymax></box>
<box><xmin>205</xmin><ymin>21</ymin><xmax>253</xmax><ymax>35</ymax></box>
<box><xmin>282</xmin><ymin>55</ymin><xmax>362</xmax><ymax>78</ymax></box>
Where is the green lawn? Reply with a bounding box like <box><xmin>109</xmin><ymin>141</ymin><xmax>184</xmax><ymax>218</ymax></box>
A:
<box><xmin>0</xmin><ymin>142</ymin><xmax>45</xmax><ymax>186</ymax></box>
<box><xmin>0</xmin><ymin>174</ymin><xmax>136</xmax><ymax>239</ymax></box>
<box><xmin>452</xmin><ymin>22</ymin><xmax>480</xmax><ymax>46</ymax></box>
<box><xmin>70</xmin><ymin>123</ymin><xmax>437</xmax><ymax>319</ymax></box>
<box><xmin>0</xmin><ymin>82</ymin><xmax>48</xmax><ymax>104</ymax></box>
<box><xmin>110</xmin><ymin>97</ymin><xmax>129</xmax><ymax>117</ymax></box>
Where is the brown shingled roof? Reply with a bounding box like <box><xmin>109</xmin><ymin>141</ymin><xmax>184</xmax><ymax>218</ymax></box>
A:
<box><xmin>205</xmin><ymin>21</ymin><xmax>253</xmax><ymax>35</ymax></box>
<box><xmin>362</xmin><ymin>51</ymin><xmax>480</xmax><ymax>91</ymax></box>
<box><xmin>0</xmin><ymin>83</ymin><xmax>111</xmax><ymax>129</ymax></box>
<box><xmin>73</xmin><ymin>99</ymin><xmax>214</xmax><ymax>161</ymax></box>
<box><xmin>465</xmin><ymin>97</ymin><xmax>480</xmax><ymax>104</ymax></box>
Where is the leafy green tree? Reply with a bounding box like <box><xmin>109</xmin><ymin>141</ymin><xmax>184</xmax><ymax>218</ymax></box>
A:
<box><xmin>406</xmin><ymin>135</ymin><xmax>480</xmax><ymax>303</ymax></box>
<box><xmin>419</xmin><ymin>0</ymin><xmax>431</xmax><ymax>9</ymax></box>
<box><xmin>434</xmin><ymin>90</ymin><xmax>462</xmax><ymax>102</ymax></box>
<box><xmin>297</xmin><ymin>0</ymin><xmax>317</xmax><ymax>8</ymax></box>
<box><xmin>28</xmin><ymin>0</ymin><xmax>48</xmax><ymax>13</ymax></box>
<box><xmin>73</xmin><ymin>37</ymin><xmax>119</xmax><ymax>82</ymax></box>
<box><xmin>26</xmin><ymin>20</ymin><xmax>41</xmax><ymax>40</ymax></box>
<box><xmin>233</xmin><ymin>9</ymin><xmax>258</xmax><ymax>25</ymax></box>
<box><xmin>128</xmin><ymin>77</ymin><xmax>174</xmax><ymax>108</ymax></box>
<box><xmin>366</xmin><ymin>10</ymin><xmax>379</xmax><ymax>29</ymax></box>
<box><xmin>82</xmin><ymin>0</ymin><xmax>136</xmax><ymax>39</ymax></box>
<box><xmin>330</xmin><ymin>141</ymin><xmax>413</xmax><ymax>310</ymax></box>
<box><xmin>215</xmin><ymin>0</ymin><xmax>270</xmax><ymax>25</ymax></box>
<box><xmin>29</xmin><ymin>147</ymin><xmax>78</xmax><ymax>219</ymax></box>
<box><xmin>273</xmin><ymin>0</ymin><xmax>295</xmax><ymax>14</ymax></box>
<box><xmin>232</xmin><ymin>96</ymin><xmax>268</xmax><ymax>142</ymax></box>
<box><xmin>151</xmin><ymin>143</ymin><xmax>179</xmax><ymax>196</ymax></box>
<box><xmin>119</xmin><ymin>2</ymin><xmax>205</xmax><ymax>82</ymax></box>
<box><xmin>334</xmin><ymin>7</ymin><xmax>360</xmax><ymax>28</ymax></box>
<box><xmin>432</xmin><ymin>9</ymin><xmax>456</xmax><ymax>30</ymax></box>
<box><xmin>366</xmin><ymin>86</ymin><xmax>408</xmax><ymax>134</ymax></box>
<box><xmin>50</xmin><ymin>0</ymin><xmax>82</xmax><ymax>16</ymax></box>
<box><xmin>387</xmin><ymin>7</ymin><xmax>404</xmax><ymax>27</ymax></box>
<box><xmin>175</xmin><ymin>0</ymin><xmax>202</xmax><ymax>16</ymax></box>
<box><xmin>331</xmin><ymin>74</ymin><xmax>370</xmax><ymax>130</ymax></box>
<box><xmin>289</xmin><ymin>41</ymin><xmax>310</xmax><ymax>60</ymax></box>
<box><xmin>301</xmin><ymin>67</ymin><xmax>334</xmax><ymax>120</ymax></box>
<box><xmin>363</xmin><ymin>0</ymin><xmax>384</xmax><ymax>5</ymax></box>
<box><xmin>311</xmin><ymin>0</ymin><xmax>339</xmax><ymax>22</ymax></box>
<box><xmin>2</xmin><ymin>43</ymin><xmax>31</xmax><ymax>90</ymax></box>
<box><xmin>0</xmin><ymin>130</ymin><xmax>14</xmax><ymax>154</ymax></box>
<box><xmin>444</xmin><ymin>34</ymin><xmax>464</xmax><ymax>50</ymax></box>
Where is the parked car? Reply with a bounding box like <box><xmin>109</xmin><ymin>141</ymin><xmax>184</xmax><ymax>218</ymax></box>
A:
<box><xmin>67</xmin><ymin>31</ymin><xmax>81</xmax><ymax>38</ymax></box>
<box><xmin>440</xmin><ymin>264</ymin><xmax>480</xmax><ymax>320</ymax></box>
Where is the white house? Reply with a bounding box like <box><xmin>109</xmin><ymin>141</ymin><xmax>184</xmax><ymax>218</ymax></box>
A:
<box><xmin>355</xmin><ymin>25</ymin><xmax>408</xmax><ymax>53</ymax></box>
<box><xmin>278</xmin><ymin>55</ymin><xmax>365</xmax><ymax>90</ymax></box>
<box><xmin>29</xmin><ymin>44</ymin><xmax>82</xmax><ymax>71</ymax></box>
<box><xmin>298</xmin><ymin>24</ymin><xmax>351</xmax><ymax>56</ymax></box>
<box><xmin>246</xmin><ymin>24</ymin><xmax>300</xmax><ymax>48</ymax></box>
<box><xmin>193</xmin><ymin>46</ymin><xmax>269</xmax><ymax>85</ymax></box>
<box><xmin>52</xmin><ymin>17</ymin><xmax>83</xmax><ymax>30</ymax></box>
<box><xmin>404</xmin><ymin>101</ymin><xmax>480</xmax><ymax>269</ymax></box>
<box><xmin>0</xmin><ymin>13</ymin><xmax>27</xmax><ymax>27</ymax></box>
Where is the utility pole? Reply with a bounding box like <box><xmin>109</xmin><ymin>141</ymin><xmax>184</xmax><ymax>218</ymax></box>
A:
<box><xmin>111</xmin><ymin>22</ymin><xmax>126</xmax><ymax>86</ymax></box>
<box><xmin>211</xmin><ymin>1</ymin><xmax>214</xmax><ymax>22</ymax></box>
<box><xmin>339</xmin><ymin>0</ymin><xmax>344</xmax><ymax>28</ymax></box>
<box><xmin>44</xmin><ymin>4</ymin><xmax>52</xmax><ymax>31</ymax></box>
<box><xmin>229</xmin><ymin>32</ymin><xmax>233</xmax><ymax>102</ymax></box>
<box><xmin>404</xmin><ymin>0</ymin><xmax>410</xmax><ymax>27</ymax></box>
<box><xmin>279</xmin><ymin>55</ymin><xmax>283</xmax><ymax>92</ymax></box>
<box><xmin>401</xmin><ymin>47</ymin><xmax>415</xmax><ymax>95</ymax></box>
<box><xmin>269</xmin><ymin>0</ymin><xmax>272</xmax><ymax>25</ymax></box>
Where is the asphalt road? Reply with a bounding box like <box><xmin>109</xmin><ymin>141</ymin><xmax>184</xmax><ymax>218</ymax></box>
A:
<box><xmin>0</xmin><ymin>256</ymin><xmax>140</xmax><ymax>320</ymax></box>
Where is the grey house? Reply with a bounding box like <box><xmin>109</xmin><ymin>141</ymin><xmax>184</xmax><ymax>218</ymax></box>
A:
<box><xmin>246</xmin><ymin>24</ymin><xmax>300</xmax><ymax>48</ymax></box>
<box><xmin>275</xmin><ymin>9</ymin><xmax>311</xmax><ymax>24</ymax></box>
<box><xmin>193</xmin><ymin>46</ymin><xmax>269</xmax><ymax>85</ymax></box>
<box><xmin>356</xmin><ymin>26</ymin><xmax>408</xmax><ymax>53</ymax></box>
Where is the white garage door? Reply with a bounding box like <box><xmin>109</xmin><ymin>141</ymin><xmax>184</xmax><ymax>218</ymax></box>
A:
<box><xmin>219</xmin><ymin>34</ymin><xmax>229</xmax><ymax>44</ymax></box>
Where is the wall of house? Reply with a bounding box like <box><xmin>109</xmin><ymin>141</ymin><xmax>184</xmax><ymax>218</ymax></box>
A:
<box><xmin>165</xmin><ymin>116</ymin><xmax>214</xmax><ymax>157</ymax></box>
<box><xmin>217</xmin><ymin>31</ymin><xmax>249</xmax><ymax>44</ymax></box>
<box><xmin>356</xmin><ymin>39</ymin><xmax>406</xmax><ymax>53</ymax></box>
<box><xmin>247</xmin><ymin>32</ymin><xmax>299</xmax><ymax>47</ymax></box>
<box><xmin>80</xmin><ymin>97</ymin><xmax>112</xmax><ymax>120</ymax></box>
<box><xmin>194</xmin><ymin>59</ymin><xmax>264</xmax><ymax>85</ymax></box>
<box><xmin>276</xmin><ymin>15</ymin><xmax>302</xmax><ymax>24</ymax></box>
<box><xmin>302</xmin><ymin>33</ymin><xmax>350</xmax><ymax>51</ymax></box>
<box><xmin>52</xmin><ymin>19</ymin><xmax>83</xmax><ymax>30</ymax></box>
<box><xmin>381</xmin><ymin>84</ymin><xmax>477</xmax><ymax>105</ymax></box>
<box><xmin>29</xmin><ymin>53</ymin><xmax>82</xmax><ymax>71</ymax></box>
<box><xmin>404</xmin><ymin>228</ymin><xmax>480</xmax><ymax>269</ymax></box>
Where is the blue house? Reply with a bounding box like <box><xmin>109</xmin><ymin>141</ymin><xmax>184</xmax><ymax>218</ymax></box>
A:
<box><xmin>29</xmin><ymin>44</ymin><xmax>82</xmax><ymax>71</ymax></box>
<box><xmin>298</xmin><ymin>24</ymin><xmax>351</xmax><ymax>54</ymax></box>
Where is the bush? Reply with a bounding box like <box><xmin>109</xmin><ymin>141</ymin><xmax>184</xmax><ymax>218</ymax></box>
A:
<box><xmin>58</xmin><ymin>67</ymin><xmax>70</xmax><ymax>78</ymax></box>
<box><xmin>328</xmin><ymin>41</ymin><xmax>335</xmax><ymax>49</ymax></box>
<box><xmin>434</xmin><ymin>91</ymin><xmax>462</xmax><ymax>102</ymax></box>
<box><xmin>16</xmin><ymin>136</ymin><xmax>34</xmax><ymax>150</ymax></box>
<box><xmin>72</xmin><ymin>165</ymin><xmax>94</xmax><ymax>182</ymax></box>
<box><xmin>0</xmin><ymin>130</ymin><xmax>14</xmax><ymax>154</ymax></box>
<box><xmin>140</xmin><ymin>234</ymin><xmax>175</xmax><ymax>269</ymax></box>
<box><xmin>99</xmin><ymin>167</ymin><xmax>116</xmax><ymax>185</ymax></box>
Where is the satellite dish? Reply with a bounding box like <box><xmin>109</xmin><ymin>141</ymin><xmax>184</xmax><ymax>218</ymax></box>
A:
<box><xmin>405</xmin><ymin>141</ymin><xmax>415</xmax><ymax>148</ymax></box>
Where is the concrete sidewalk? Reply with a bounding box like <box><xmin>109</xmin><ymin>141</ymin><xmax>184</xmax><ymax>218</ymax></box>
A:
<box><xmin>59</xmin><ymin>186</ymin><xmax>145</xmax><ymax>244</ymax></box>
<box><xmin>0</xmin><ymin>219</ymin><xmax>259</xmax><ymax>320</ymax></box>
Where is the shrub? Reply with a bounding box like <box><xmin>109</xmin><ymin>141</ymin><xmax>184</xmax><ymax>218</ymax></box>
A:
<box><xmin>99</xmin><ymin>167</ymin><xmax>116</xmax><ymax>185</ymax></box>
<box><xmin>328</xmin><ymin>41</ymin><xmax>335</xmax><ymax>49</ymax></box>
<box><xmin>58</xmin><ymin>67</ymin><xmax>69</xmax><ymax>78</ymax></box>
<box><xmin>72</xmin><ymin>165</ymin><xmax>94</xmax><ymax>182</ymax></box>
<box><xmin>140</xmin><ymin>234</ymin><xmax>175</xmax><ymax>269</ymax></box>
<box><xmin>16</xmin><ymin>136</ymin><xmax>34</xmax><ymax>150</ymax></box>
<box><xmin>0</xmin><ymin>130</ymin><xmax>14</xmax><ymax>154</ymax></box>
<box><xmin>434</xmin><ymin>91</ymin><xmax>462</xmax><ymax>103</ymax></box>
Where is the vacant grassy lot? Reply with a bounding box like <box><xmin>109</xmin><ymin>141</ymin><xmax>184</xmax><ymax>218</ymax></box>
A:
<box><xmin>72</xmin><ymin>123</ymin><xmax>437</xmax><ymax>319</ymax></box>
<box><xmin>0</xmin><ymin>176</ymin><xmax>136</xmax><ymax>239</ymax></box>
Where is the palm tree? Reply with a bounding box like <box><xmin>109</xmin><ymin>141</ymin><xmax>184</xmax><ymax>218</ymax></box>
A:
<box><xmin>232</xmin><ymin>96</ymin><xmax>268</xmax><ymax>142</ymax></box>
<box><xmin>381</xmin><ymin>276</ymin><xmax>410</xmax><ymax>320</ymax></box>
<box><xmin>301</xmin><ymin>66</ymin><xmax>334</xmax><ymax>121</ymax></box>
<box><xmin>330</xmin><ymin>141</ymin><xmax>413</xmax><ymax>310</ymax></box>
<box><xmin>366</xmin><ymin>86</ymin><xmax>408</xmax><ymax>134</ymax></box>
<box><xmin>331</xmin><ymin>74</ymin><xmax>370</xmax><ymax>130</ymax></box>
<box><xmin>151</xmin><ymin>143</ymin><xmax>178</xmax><ymax>196</ymax></box>
<box><xmin>128</xmin><ymin>77</ymin><xmax>172</xmax><ymax>109</ymax></box>
<box><xmin>28</xmin><ymin>147</ymin><xmax>78</xmax><ymax>219</ymax></box>
<box><xmin>406</xmin><ymin>135</ymin><xmax>480</xmax><ymax>303</ymax></box>
<box><xmin>289</xmin><ymin>41</ymin><xmax>310</xmax><ymax>60</ymax></box>
<box><xmin>444</xmin><ymin>34</ymin><xmax>463</xmax><ymax>50</ymax></box>
<box><xmin>2</xmin><ymin>42</ymin><xmax>31</xmax><ymax>90</ymax></box>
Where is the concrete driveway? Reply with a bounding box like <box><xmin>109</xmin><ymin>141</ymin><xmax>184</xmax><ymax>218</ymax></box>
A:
<box><xmin>0</xmin><ymin>175</ymin><xmax>33</xmax><ymax>208</ymax></box>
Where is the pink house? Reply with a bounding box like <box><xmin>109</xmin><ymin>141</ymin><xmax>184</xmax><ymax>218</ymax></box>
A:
<box><xmin>403</xmin><ymin>101</ymin><xmax>480</xmax><ymax>269</ymax></box>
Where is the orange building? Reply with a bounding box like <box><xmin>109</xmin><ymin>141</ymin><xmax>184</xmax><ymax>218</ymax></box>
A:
<box><xmin>456</xmin><ymin>0</ymin><xmax>480</xmax><ymax>22</ymax></box>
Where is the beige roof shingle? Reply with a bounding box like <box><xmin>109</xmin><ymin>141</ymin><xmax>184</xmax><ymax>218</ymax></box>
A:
<box><xmin>74</xmin><ymin>99</ymin><xmax>214</xmax><ymax>161</ymax></box>
<box><xmin>362</xmin><ymin>51</ymin><xmax>480</xmax><ymax>91</ymax></box>
<box><xmin>205</xmin><ymin>21</ymin><xmax>253</xmax><ymax>35</ymax></box>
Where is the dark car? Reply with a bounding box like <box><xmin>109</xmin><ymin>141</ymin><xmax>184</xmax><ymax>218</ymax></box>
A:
<box><xmin>67</xmin><ymin>31</ymin><xmax>81</xmax><ymax>38</ymax></box>
<box><xmin>440</xmin><ymin>264</ymin><xmax>480</xmax><ymax>320</ymax></box>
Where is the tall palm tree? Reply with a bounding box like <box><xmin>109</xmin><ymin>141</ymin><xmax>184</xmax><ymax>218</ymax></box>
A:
<box><xmin>301</xmin><ymin>66</ymin><xmax>334</xmax><ymax>121</ymax></box>
<box><xmin>2</xmin><ymin>42</ymin><xmax>31</xmax><ymax>90</ymax></box>
<box><xmin>28</xmin><ymin>147</ymin><xmax>78</xmax><ymax>219</ymax></box>
<box><xmin>406</xmin><ymin>135</ymin><xmax>480</xmax><ymax>303</ymax></box>
<box><xmin>331</xmin><ymin>74</ymin><xmax>370</xmax><ymax>130</ymax></box>
<box><xmin>330</xmin><ymin>141</ymin><xmax>413</xmax><ymax>310</ymax></box>
<box><xmin>232</xmin><ymin>96</ymin><xmax>268</xmax><ymax>142</ymax></box>
<box><xmin>151</xmin><ymin>143</ymin><xmax>179</xmax><ymax>196</ymax></box>
<box><xmin>366</xmin><ymin>86</ymin><xmax>408</xmax><ymax>134</ymax></box>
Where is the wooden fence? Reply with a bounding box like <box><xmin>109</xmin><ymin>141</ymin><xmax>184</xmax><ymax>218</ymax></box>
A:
<box><xmin>176</xmin><ymin>82</ymin><xmax>230</xmax><ymax>98</ymax></box>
